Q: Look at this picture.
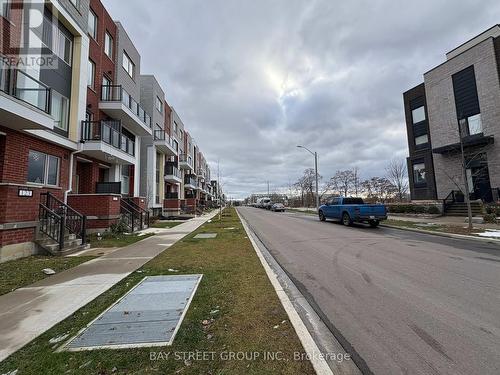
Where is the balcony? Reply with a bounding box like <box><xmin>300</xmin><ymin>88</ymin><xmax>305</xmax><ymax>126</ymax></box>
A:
<box><xmin>184</xmin><ymin>175</ymin><xmax>197</xmax><ymax>190</ymax></box>
<box><xmin>99</xmin><ymin>85</ymin><xmax>152</xmax><ymax>136</ymax></box>
<box><xmin>0</xmin><ymin>63</ymin><xmax>54</xmax><ymax>131</ymax></box>
<box><xmin>165</xmin><ymin>164</ymin><xmax>182</xmax><ymax>184</ymax></box>
<box><xmin>179</xmin><ymin>153</ymin><xmax>194</xmax><ymax>170</ymax></box>
<box><xmin>165</xmin><ymin>192</ymin><xmax>179</xmax><ymax>199</ymax></box>
<box><xmin>80</xmin><ymin>120</ymin><xmax>136</xmax><ymax>164</ymax></box>
<box><xmin>96</xmin><ymin>182</ymin><xmax>122</xmax><ymax>194</ymax></box>
<box><xmin>154</xmin><ymin>129</ymin><xmax>177</xmax><ymax>156</ymax></box>
<box><xmin>433</xmin><ymin>133</ymin><xmax>494</xmax><ymax>154</ymax></box>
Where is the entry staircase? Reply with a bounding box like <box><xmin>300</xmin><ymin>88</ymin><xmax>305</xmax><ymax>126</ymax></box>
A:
<box><xmin>443</xmin><ymin>190</ymin><xmax>484</xmax><ymax>217</ymax></box>
<box><xmin>37</xmin><ymin>192</ymin><xmax>87</xmax><ymax>255</ymax></box>
<box><xmin>120</xmin><ymin>198</ymin><xmax>150</xmax><ymax>232</ymax></box>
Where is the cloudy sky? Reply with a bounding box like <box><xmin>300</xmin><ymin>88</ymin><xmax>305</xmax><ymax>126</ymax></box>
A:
<box><xmin>103</xmin><ymin>0</ymin><xmax>500</xmax><ymax>199</ymax></box>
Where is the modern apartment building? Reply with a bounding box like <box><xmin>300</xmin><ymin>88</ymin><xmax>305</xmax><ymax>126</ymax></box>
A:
<box><xmin>404</xmin><ymin>25</ymin><xmax>500</xmax><ymax>206</ymax></box>
<box><xmin>0</xmin><ymin>0</ymin><xmax>220</xmax><ymax>261</ymax></box>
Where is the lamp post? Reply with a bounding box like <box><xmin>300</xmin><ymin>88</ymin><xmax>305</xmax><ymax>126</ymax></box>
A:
<box><xmin>297</xmin><ymin>145</ymin><xmax>319</xmax><ymax>211</ymax></box>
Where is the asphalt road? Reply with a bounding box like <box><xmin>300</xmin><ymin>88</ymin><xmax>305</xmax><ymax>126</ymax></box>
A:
<box><xmin>237</xmin><ymin>207</ymin><xmax>500</xmax><ymax>375</ymax></box>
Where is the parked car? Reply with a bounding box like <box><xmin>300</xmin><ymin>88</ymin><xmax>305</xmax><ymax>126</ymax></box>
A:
<box><xmin>318</xmin><ymin>197</ymin><xmax>387</xmax><ymax>227</ymax></box>
<box><xmin>256</xmin><ymin>198</ymin><xmax>271</xmax><ymax>208</ymax></box>
<box><xmin>271</xmin><ymin>203</ymin><xmax>285</xmax><ymax>212</ymax></box>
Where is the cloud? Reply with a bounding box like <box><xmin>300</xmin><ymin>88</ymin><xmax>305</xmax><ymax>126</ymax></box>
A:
<box><xmin>103</xmin><ymin>0</ymin><xmax>500</xmax><ymax>198</ymax></box>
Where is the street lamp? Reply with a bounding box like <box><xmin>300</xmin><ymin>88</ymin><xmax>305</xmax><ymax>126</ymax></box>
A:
<box><xmin>297</xmin><ymin>145</ymin><xmax>319</xmax><ymax>211</ymax></box>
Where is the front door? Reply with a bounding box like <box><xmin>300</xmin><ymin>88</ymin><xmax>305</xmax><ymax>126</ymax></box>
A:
<box><xmin>467</xmin><ymin>157</ymin><xmax>492</xmax><ymax>202</ymax></box>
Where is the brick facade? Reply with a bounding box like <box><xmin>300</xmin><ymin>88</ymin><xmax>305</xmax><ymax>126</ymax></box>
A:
<box><xmin>67</xmin><ymin>194</ymin><xmax>121</xmax><ymax>230</ymax></box>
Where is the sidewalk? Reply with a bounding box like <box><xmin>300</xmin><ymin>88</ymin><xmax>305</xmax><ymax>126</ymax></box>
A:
<box><xmin>0</xmin><ymin>211</ymin><xmax>219</xmax><ymax>363</ymax></box>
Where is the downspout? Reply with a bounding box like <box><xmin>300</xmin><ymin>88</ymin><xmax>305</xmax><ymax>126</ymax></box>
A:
<box><xmin>64</xmin><ymin>149</ymin><xmax>82</xmax><ymax>204</ymax></box>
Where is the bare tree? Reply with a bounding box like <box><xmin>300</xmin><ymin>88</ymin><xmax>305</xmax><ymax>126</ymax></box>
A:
<box><xmin>331</xmin><ymin>170</ymin><xmax>355</xmax><ymax>197</ymax></box>
<box><xmin>362</xmin><ymin>177</ymin><xmax>397</xmax><ymax>203</ymax></box>
<box><xmin>294</xmin><ymin>168</ymin><xmax>323</xmax><ymax>207</ymax></box>
<box><xmin>352</xmin><ymin>167</ymin><xmax>361</xmax><ymax>196</ymax></box>
<box><xmin>386</xmin><ymin>159</ymin><xmax>409</xmax><ymax>202</ymax></box>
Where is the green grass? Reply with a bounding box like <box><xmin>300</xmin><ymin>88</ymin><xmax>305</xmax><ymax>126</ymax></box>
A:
<box><xmin>0</xmin><ymin>256</ymin><xmax>95</xmax><ymax>296</ymax></box>
<box><xmin>385</xmin><ymin>219</ymin><xmax>485</xmax><ymax>235</ymax></box>
<box><xmin>0</xmin><ymin>208</ymin><xmax>314</xmax><ymax>375</ymax></box>
<box><xmin>87</xmin><ymin>232</ymin><xmax>155</xmax><ymax>248</ymax></box>
<box><xmin>150</xmin><ymin>221</ymin><xmax>184</xmax><ymax>229</ymax></box>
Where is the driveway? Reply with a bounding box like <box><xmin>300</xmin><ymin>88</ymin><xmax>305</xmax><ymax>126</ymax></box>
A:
<box><xmin>237</xmin><ymin>207</ymin><xmax>500</xmax><ymax>375</ymax></box>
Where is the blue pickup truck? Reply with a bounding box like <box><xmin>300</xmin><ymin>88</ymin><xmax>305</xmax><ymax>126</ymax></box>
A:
<box><xmin>318</xmin><ymin>197</ymin><xmax>387</xmax><ymax>227</ymax></box>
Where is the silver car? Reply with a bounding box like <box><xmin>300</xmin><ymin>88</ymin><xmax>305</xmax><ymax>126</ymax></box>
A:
<box><xmin>271</xmin><ymin>203</ymin><xmax>285</xmax><ymax>212</ymax></box>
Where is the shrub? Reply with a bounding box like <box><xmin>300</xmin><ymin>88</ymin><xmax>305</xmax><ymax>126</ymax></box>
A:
<box><xmin>483</xmin><ymin>213</ymin><xmax>498</xmax><ymax>224</ymax></box>
<box><xmin>427</xmin><ymin>205</ymin><xmax>441</xmax><ymax>215</ymax></box>
<box><xmin>110</xmin><ymin>218</ymin><xmax>129</xmax><ymax>234</ymax></box>
<box><xmin>387</xmin><ymin>204</ymin><xmax>441</xmax><ymax>215</ymax></box>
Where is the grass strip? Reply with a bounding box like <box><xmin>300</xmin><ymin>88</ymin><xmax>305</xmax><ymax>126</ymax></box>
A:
<box><xmin>0</xmin><ymin>256</ymin><xmax>95</xmax><ymax>296</ymax></box>
<box><xmin>0</xmin><ymin>208</ymin><xmax>314</xmax><ymax>375</ymax></box>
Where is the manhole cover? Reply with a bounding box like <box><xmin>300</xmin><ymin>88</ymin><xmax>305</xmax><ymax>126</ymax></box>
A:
<box><xmin>194</xmin><ymin>233</ymin><xmax>217</xmax><ymax>239</ymax></box>
<box><xmin>62</xmin><ymin>275</ymin><xmax>202</xmax><ymax>350</ymax></box>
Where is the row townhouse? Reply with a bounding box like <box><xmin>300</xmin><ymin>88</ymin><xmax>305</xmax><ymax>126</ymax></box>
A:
<box><xmin>404</xmin><ymin>25</ymin><xmax>500</xmax><ymax>215</ymax></box>
<box><xmin>0</xmin><ymin>0</ymin><xmax>218</xmax><ymax>262</ymax></box>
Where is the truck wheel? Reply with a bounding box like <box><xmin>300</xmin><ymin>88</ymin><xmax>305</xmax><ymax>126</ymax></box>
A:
<box><xmin>342</xmin><ymin>212</ymin><xmax>352</xmax><ymax>226</ymax></box>
<box><xmin>319</xmin><ymin>211</ymin><xmax>326</xmax><ymax>222</ymax></box>
<box><xmin>369</xmin><ymin>220</ymin><xmax>380</xmax><ymax>228</ymax></box>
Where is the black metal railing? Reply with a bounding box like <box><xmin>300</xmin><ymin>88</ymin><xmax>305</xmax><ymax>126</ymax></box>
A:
<box><xmin>443</xmin><ymin>190</ymin><xmax>465</xmax><ymax>211</ymax></box>
<box><xmin>120</xmin><ymin>198</ymin><xmax>149</xmax><ymax>232</ymax></box>
<box><xmin>96</xmin><ymin>181</ymin><xmax>122</xmax><ymax>194</ymax></box>
<box><xmin>165</xmin><ymin>192</ymin><xmax>179</xmax><ymax>199</ymax></box>
<box><xmin>1</xmin><ymin>60</ymin><xmax>51</xmax><ymax>113</ymax></box>
<box><xmin>101</xmin><ymin>85</ymin><xmax>152</xmax><ymax>128</ymax></box>
<box><xmin>81</xmin><ymin>120</ymin><xmax>135</xmax><ymax>156</ymax></box>
<box><xmin>39</xmin><ymin>192</ymin><xmax>86</xmax><ymax>250</ymax></box>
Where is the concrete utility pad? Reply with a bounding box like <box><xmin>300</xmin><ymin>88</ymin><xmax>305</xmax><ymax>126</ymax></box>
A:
<box><xmin>194</xmin><ymin>233</ymin><xmax>217</xmax><ymax>239</ymax></box>
<box><xmin>64</xmin><ymin>275</ymin><xmax>202</xmax><ymax>350</ymax></box>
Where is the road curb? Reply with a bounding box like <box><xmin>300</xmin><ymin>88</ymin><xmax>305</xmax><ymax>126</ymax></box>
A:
<box><xmin>237</xmin><ymin>211</ymin><xmax>334</xmax><ymax>375</ymax></box>
<box><xmin>381</xmin><ymin>224</ymin><xmax>500</xmax><ymax>245</ymax></box>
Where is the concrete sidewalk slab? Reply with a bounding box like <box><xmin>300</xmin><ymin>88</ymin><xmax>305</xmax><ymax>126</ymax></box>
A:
<box><xmin>0</xmin><ymin>211</ymin><xmax>218</xmax><ymax>363</ymax></box>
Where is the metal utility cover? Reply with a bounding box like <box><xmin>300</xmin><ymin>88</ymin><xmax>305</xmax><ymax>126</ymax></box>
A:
<box><xmin>63</xmin><ymin>275</ymin><xmax>202</xmax><ymax>350</ymax></box>
<box><xmin>194</xmin><ymin>233</ymin><xmax>217</xmax><ymax>239</ymax></box>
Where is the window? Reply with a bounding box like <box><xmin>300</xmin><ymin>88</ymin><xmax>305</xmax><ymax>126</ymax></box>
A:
<box><xmin>102</xmin><ymin>75</ymin><xmax>111</xmax><ymax>100</ymax></box>
<box><xmin>27</xmin><ymin>150</ymin><xmax>60</xmax><ymax>186</ymax></box>
<box><xmin>415</xmin><ymin>134</ymin><xmax>429</xmax><ymax>146</ymax></box>
<box><xmin>122</xmin><ymin>52</ymin><xmax>134</xmax><ymax>78</ymax></box>
<box><xmin>87</xmin><ymin>59</ymin><xmax>95</xmax><ymax>89</ymax></box>
<box><xmin>413</xmin><ymin>163</ymin><xmax>426</xmax><ymax>185</ymax></box>
<box><xmin>173</xmin><ymin>121</ymin><xmax>178</xmax><ymax>133</ymax></box>
<box><xmin>173</xmin><ymin>139</ymin><xmax>178</xmax><ymax>152</ymax></box>
<box><xmin>155</xmin><ymin>96</ymin><xmax>163</xmax><ymax>113</ymax></box>
<box><xmin>54</xmin><ymin>29</ymin><xmax>73</xmax><ymax>65</ymax></box>
<box><xmin>467</xmin><ymin>114</ymin><xmax>482</xmax><ymax>135</ymax></box>
<box><xmin>121</xmin><ymin>166</ymin><xmax>130</xmax><ymax>195</ymax></box>
<box><xmin>412</xmin><ymin>106</ymin><xmax>426</xmax><ymax>124</ymax></box>
<box><xmin>104</xmin><ymin>32</ymin><xmax>113</xmax><ymax>58</ymax></box>
<box><xmin>155</xmin><ymin>153</ymin><xmax>161</xmax><ymax>204</ymax></box>
<box><xmin>51</xmin><ymin>91</ymin><xmax>69</xmax><ymax>130</ymax></box>
<box><xmin>1</xmin><ymin>0</ymin><xmax>10</xmax><ymax>19</ymax></box>
<box><xmin>88</xmin><ymin>10</ymin><xmax>97</xmax><ymax>40</ymax></box>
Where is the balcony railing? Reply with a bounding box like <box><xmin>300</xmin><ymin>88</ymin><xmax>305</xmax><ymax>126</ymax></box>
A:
<box><xmin>165</xmin><ymin>192</ymin><xmax>179</xmax><ymax>199</ymax></box>
<box><xmin>179</xmin><ymin>153</ymin><xmax>193</xmax><ymax>166</ymax></box>
<box><xmin>165</xmin><ymin>165</ymin><xmax>181</xmax><ymax>178</ymax></box>
<box><xmin>96</xmin><ymin>182</ymin><xmax>122</xmax><ymax>194</ymax></box>
<box><xmin>81</xmin><ymin>120</ymin><xmax>135</xmax><ymax>156</ymax></box>
<box><xmin>1</xmin><ymin>61</ymin><xmax>51</xmax><ymax>113</ymax></box>
<box><xmin>101</xmin><ymin>85</ymin><xmax>152</xmax><ymax>128</ymax></box>
<box><xmin>184</xmin><ymin>175</ymin><xmax>197</xmax><ymax>186</ymax></box>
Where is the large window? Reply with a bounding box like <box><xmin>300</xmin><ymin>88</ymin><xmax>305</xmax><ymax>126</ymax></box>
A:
<box><xmin>88</xmin><ymin>9</ymin><xmax>97</xmax><ymax>40</ymax></box>
<box><xmin>27</xmin><ymin>150</ymin><xmax>60</xmax><ymax>186</ymax></box>
<box><xmin>412</xmin><ymin>106</ymin><xmax>426</xmax><ymax>124</ymax></box>
<box><xmin>155</xmin><ymin>153</ymin><xmax>161</xmax><ymax>204</ymax></box>
<box><xmin>155</xmin><ymin>96</ymin><xmax>163</xmax><ymax>113</ymax></box>
<box><xmin>413</xmin><ymin>162</ymin><xmax>426</xmax><ymax>185</ymax></box>
<box><xmin>102</xmin><ymin>75</ymin><xmax>112</xmax><ymax>100</ymax></box>
<box><xmin>122</xmin><ymin>52</ymin><xmax>134</xmax><ymax>78</ymax></box>
<box><xmin>104</xmin><ymin>32</ymin><xmax>113</xmax><ymax>58</ymax></box>
<box><xmin>54</xmin><ymin>29</ymin><xmax>72</xmax><ymax>65</ymax></box>
<box><xmin>87</xmin><ymin>59</ymin><xmax>95</xmax><ymax>89</ymax></box>
<box><xmin>415</xmin><ymin>134</ymin><xmax>429</xmax><ymax>146</ymax></box>
<box><xmin>51</xmin><ymin>91</ymin><xmax>69</xmax><ymax>131</ymax></box>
